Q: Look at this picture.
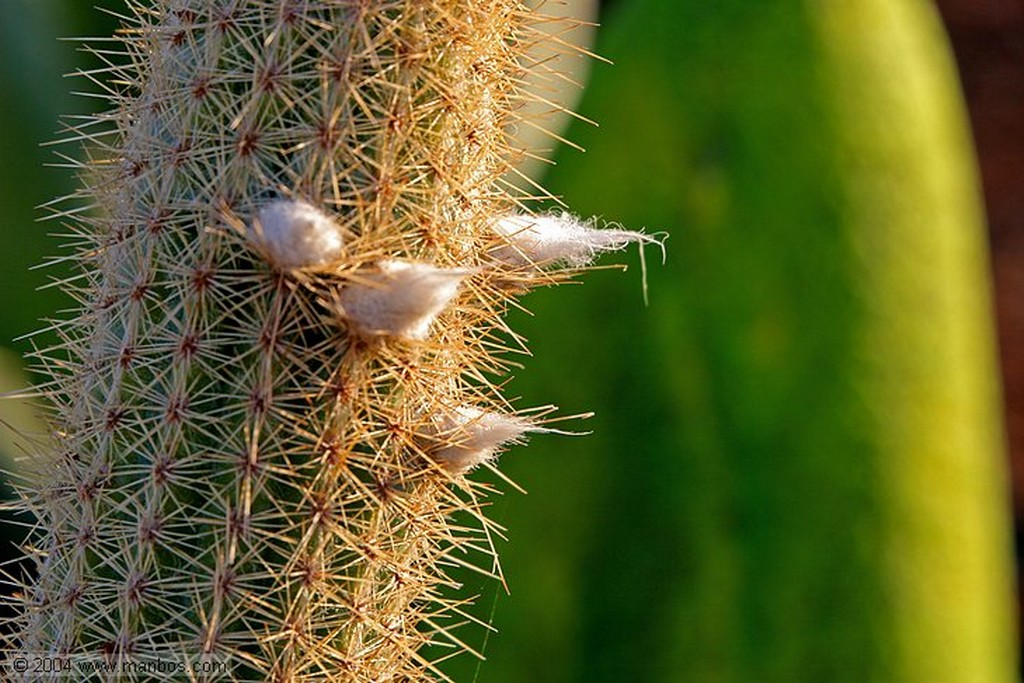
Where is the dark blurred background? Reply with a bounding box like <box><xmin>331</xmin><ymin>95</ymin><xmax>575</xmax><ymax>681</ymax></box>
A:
<box><xmin>933</xmin><ymin>0</ymin><xmax>1024</xmax><ymax>646</ymax></box>
<box><xmin>0</xmin><ymin>1</ymin><xmax>1021</xmax><ymax>681</ymax></box>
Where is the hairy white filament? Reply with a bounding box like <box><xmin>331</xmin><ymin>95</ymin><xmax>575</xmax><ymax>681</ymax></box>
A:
<box><xmin>338</xmin><ymin>260</ymin><xmax>472</xmax><ymax>341</ymax></box>
<box><xmin>251</xmin><ymin>199</ymin><xmax>345</xmax><ymax>269</ymax></box>
<box><xmin>490</xmin><ymin>212</ymin><xmax>659</xmax><ymax>268</ymax></box>
<box><xmin>431</xmin><ymin>407</ymin><xmax>543</xmax><ymax>473</ymax></box>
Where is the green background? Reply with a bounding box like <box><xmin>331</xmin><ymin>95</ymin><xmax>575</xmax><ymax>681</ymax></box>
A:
<box><xmin>0</xmin><ymin>2</ymin><xmax>1016</xmax><ymax>682</ymax></box>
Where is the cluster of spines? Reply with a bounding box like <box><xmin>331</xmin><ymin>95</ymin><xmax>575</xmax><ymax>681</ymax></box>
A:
<box><xmin>2</xmin><ymin>2</ymin><xmax>652</xmax><ymax>681</ymax></box>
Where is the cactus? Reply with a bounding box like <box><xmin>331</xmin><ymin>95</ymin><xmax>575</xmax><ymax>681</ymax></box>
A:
<box><xmin>2</xmin><ymin>2</ymin><xmax>648</xmax><ymax>680</ymax></box>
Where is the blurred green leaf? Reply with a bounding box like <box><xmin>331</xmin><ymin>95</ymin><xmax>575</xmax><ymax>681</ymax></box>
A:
<box><xmin>0</xmin><ymin>0</ymin><xmax>122</xmax><ymax>354</ymax></box>
<box><xmin>455</xmin><ymin>2</ymin><xmax>1016</xmax><ymax>682</ymax></box>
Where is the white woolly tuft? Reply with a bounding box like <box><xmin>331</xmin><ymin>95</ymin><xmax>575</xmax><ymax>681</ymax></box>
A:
<box><xmin>251</xmin><ymin>199</ymin><xmax>345</xmax><ymax>269</ymax></box>
<box><xmin>338</xmin><ymin>260</ymin><xmax>471</xmax><ymax>341</ymax></box>
<box><xmin>490</xmin><ymin>212</ymin><xmax>659</xmax><ymax>268</ymax></box>
<box><xmin>431</xmin><ymin>407</ymin><xmax>542</xmax><ymax>474</ymax></box>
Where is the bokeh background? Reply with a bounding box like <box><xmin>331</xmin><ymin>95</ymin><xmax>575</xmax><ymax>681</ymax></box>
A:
<box><xmin>1</xmin><ymin>1</ymin><xmax>1022</xmax><ymax>681</ymax></box>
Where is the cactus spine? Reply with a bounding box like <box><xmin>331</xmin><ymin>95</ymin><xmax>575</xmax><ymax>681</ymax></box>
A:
<box><xmin>4</xmin><ymin>2</ymin><xmax>638</xmax><ymax>680</ymax></box>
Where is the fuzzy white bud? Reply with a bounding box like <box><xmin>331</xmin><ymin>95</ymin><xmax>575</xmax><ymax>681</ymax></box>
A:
<box><xmin>430</xmin><ymin>407</ymin><xmax>542</xmax><ymax>474</ymax></box>
<box><xmin>490</xmin><ymin>212</ymin><xmax>658</xmax><ymax>268</ymax></box>
<box><xmin>251</xmin><ymin>199</ymin><xmax>345</xmax><ymax>269</ymax></box>
<box><xmin>338</xmin><ymin>260</ymin><xmax>471</xmax><ymax>341</ymax></box>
